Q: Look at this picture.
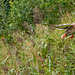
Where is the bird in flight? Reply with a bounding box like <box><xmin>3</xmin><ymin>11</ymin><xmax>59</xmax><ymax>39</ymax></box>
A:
<box><xmin>55</xmin><ymin>23</ymin><xmax>75</xmax><ymax>39</ymax></box>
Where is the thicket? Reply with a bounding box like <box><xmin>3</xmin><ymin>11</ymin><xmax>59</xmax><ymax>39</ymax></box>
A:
<box><xmin>1</xmin><ymin>0</ymin><xmax>75</xmax><ymax>40</ymax></box>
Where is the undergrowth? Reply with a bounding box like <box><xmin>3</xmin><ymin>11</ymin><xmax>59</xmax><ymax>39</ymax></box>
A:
<box><xmin>0</xmin><ymin>24</ymin><xmax>75</xmax><ymax>75</ymax></box>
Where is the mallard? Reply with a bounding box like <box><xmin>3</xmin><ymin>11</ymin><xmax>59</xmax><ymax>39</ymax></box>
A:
<box><xmin>55</xmin><ymin>23</ymin><xmax>75</xmax><ymax>39</ymax></box>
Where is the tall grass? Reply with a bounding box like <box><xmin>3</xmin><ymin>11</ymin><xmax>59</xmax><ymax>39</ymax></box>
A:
<box><xmin>0</xmin><ymin>23</ymin><xmax>75</xmax><ymax>75</ymax></box>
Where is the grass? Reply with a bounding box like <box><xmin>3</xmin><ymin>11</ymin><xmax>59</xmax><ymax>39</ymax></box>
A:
<box><xmin>0</xmin><ymin>24</ymin><xmax>75</xmax><ymax>75</ymax></box>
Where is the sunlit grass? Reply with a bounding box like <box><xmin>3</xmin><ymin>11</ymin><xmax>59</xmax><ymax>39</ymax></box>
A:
<box><xmin>0</xmin><ymin>24</ymin><xmax>75</xmax><ymax>75</ymax></box>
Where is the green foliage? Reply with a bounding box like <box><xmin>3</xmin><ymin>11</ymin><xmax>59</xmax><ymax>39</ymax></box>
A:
<box><xmin>1</xmin><ymin>0</ymin><xmax>75</xmax><ymax>44</ymax></box>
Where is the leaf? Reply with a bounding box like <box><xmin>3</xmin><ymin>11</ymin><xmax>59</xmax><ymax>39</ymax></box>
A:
<box><xmin>1</xmin><ymin>36</ymin><xmax>4</xmax><ymax>39</ymax></box>
<box><xmin>32</xmin><ymin>53</ymin><xmax>36</xmax><ymax>64</ymax></box>
<box><xmin>47</xmin><ymin>38</ymin><xmax>55</xmax><ymax>42</ymax></box>
<box><xmin>1</xmin><ymin>55</ymin><xmax>9</xmax><ymax>65</ymax></box>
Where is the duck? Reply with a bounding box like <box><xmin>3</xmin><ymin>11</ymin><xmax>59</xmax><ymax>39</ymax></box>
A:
<box><xmin>55</xmin><ymin>23</ymin><xmax>75</xmax><ymax>39</ymax></box>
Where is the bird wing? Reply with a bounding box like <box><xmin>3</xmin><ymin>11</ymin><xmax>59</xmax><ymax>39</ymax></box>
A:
<box><xmin>55</xmin><ymin>24</ymin><xmax>74</xmax><ymax>30</ymax></box>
